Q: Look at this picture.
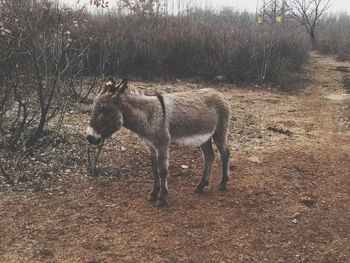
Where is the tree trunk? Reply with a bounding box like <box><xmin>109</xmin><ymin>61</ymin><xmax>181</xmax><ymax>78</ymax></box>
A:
<box><xmin>24</xmin><ymin>111</ymin><xmax>47</xmax><ymax>149</ymax></box>
<box><xmin>310</xmin><ymin>28</ymin><xmax>317</xmax><ymax>50</ymax></box>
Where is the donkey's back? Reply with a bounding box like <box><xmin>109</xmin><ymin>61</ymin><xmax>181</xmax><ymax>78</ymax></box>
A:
<box><xmin>163</xmin><ymin>88</ymin><xmax>231</xmax><ymax>147</ymax></box>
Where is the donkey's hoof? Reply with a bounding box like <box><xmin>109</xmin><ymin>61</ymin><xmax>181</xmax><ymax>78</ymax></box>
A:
<box><xmin>194</xmin><ymin>187</ymin><xmax>204</xmax><ymax>194</ymax></box>
<box><xmin>148</xmin><ymin>192</ymin><xmax>158</xmax><ymax>202</ymax></box>
<box><xmin>194</xmin><ymin>185</ymin><xmax>207</xmax><ymax>194</ymax></box>
<box><xmin>194</xmin><ymin>180</ymin><xmax>209</xmax><ymax>193</ymax></box>
<box><xmin>155</xmin><ymin>196</ymin><xmax>169</xmax><ymax>207</ymax></box>
<box><xmin>218</xmin><ymin>184</ymin><xmax>228</xmax><ymax>192</ymax></box>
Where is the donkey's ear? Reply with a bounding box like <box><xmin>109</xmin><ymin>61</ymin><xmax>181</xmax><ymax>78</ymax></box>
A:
<box><xmin>117</xmin><ymin>79</ymin><xmax>128</xmax><ymax>94</ymax></box>
<box><xmin>106</xmin><ymin>77</ymin><xmax>116</xmax><ymax>86</ymax></box>
<box><xmin>106</xmin><ymin>77</ymin><xmax>118</xmax><ymax>94</ymax></box>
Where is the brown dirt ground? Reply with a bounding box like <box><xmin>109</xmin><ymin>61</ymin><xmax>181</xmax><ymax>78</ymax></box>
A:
<box><xmin>1</xmin><ymin>53</ymin><xmax>350</xmax><ymax>263</ymax></box>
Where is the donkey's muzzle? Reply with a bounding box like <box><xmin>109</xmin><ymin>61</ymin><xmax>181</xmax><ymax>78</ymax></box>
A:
<box><xmin>86</xmin><ymin>135</ymin><xmax>102</xmax><ymax>145</ymax></box>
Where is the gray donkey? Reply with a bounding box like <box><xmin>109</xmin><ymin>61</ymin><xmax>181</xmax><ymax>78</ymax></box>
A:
<box><xmin>86</xmin><ymin>78</ymin><xmax>231</xmax><ymax>207</ymax></box>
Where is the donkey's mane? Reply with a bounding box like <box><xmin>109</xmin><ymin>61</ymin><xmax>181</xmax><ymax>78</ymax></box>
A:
<box><xmin>124</xmin><ymin>86</ymin><xmax>165</xmax><ymax>116</ymax></box>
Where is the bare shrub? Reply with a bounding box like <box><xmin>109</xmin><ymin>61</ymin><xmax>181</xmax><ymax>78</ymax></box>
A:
<box><xmin>83</xmin><ymin>8</ymin><xmax>309</xmax><ymax>82</ymax></box>
<box><xmin>0</xmin><ymin>0</ymin><xmax>90</xmax><ymax>149</ymax></box>
<box><xmin>317</xmin><ymin>13</ymin><xmax>350</xmax><ymax>61</ymax></box>
<box><xmin>0</xmin><ymin>0</ymin><xmax>311</xmax><ymax>187</ymax></box>
<box><xmin>0</xmin><ymin>0</ymin><xmax>90</xmax><ymax>186</ymax></box>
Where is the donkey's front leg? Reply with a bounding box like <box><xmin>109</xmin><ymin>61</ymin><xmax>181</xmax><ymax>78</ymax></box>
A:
<box><xmin>155</xmin><ymin>147</ymin><xmax>169</xmax><ymax>207</ymax></box>
<box><xmin>148</xmin><ymin>147</ymin><xmax>160</xmax><ymax>202</ymax></box>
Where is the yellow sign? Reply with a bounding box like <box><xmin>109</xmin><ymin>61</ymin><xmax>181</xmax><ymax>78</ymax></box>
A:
<box><xmin>276</xmin><ymin>16</ymin><xmax>282</xmax><ymax>23</ymax></box>
<box><xmin>257</xmin><ymin>17</ymin><xmax>264</xmax><ymax>24</ymax></box>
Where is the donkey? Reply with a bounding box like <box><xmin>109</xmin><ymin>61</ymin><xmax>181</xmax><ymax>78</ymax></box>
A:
<box><xmin>86</xmin><ymin>78</ymin><xmax>231</xmax><ymax>207</ymax></box>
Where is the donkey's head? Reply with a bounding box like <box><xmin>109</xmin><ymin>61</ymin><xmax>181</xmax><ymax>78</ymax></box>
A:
<box><xmin>86</xmin><ymin>78</ymin><xmax>128</xmax><ymax>145</ymax></box>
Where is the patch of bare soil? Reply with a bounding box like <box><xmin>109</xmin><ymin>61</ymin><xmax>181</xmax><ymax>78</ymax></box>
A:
<box><xmin>1</xmin><ymin>53</ymin><xmax>350</xmax><ymax>262</ymax></box>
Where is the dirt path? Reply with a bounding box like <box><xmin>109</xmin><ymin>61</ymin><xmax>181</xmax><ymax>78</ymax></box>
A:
<box><xmin>1</xmin><ymin>53</ymin><xmax>350</xmax><ymax>263</ymax></box>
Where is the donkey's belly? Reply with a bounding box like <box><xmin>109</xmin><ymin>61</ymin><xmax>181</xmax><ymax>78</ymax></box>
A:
<box><xmin>170</xmin><ymin>132</ymin><xmax>213</xmax><ymax>147</ymax></box>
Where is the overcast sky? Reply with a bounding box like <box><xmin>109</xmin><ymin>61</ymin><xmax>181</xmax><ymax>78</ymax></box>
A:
<box><xmin>60</xmin><ymin>0</ymin><xmax>350</xmax><ymax>14</ymax></box>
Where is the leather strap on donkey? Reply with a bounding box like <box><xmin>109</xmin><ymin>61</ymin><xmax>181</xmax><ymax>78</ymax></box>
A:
<box><xmin>156</xmin><ymin>93</ymin><xmax>166</xmax><ymax>118</ymax></box>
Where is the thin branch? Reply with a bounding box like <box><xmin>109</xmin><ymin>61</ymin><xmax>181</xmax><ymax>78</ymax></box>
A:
<box><xmin>0</xmin><ymin>160</ymin><xmax>14</xmax><ymax>186</ymax></box>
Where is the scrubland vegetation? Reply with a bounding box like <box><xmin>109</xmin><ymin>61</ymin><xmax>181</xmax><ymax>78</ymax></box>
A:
<box><xmin>84</xmin><ymin>10</ymin><xmax>309</xmax><ymax>82</ymax></box>
<box><xmin>0</xmin><ymin>0</ymin><xmax>349</xmax><ymax>186</ymax></box>
<box><xmin>1</xmin><ymin>1</ymin><xmax>350</xmax><ymax>262</ymax></box>
<box><xmin>318</xmin><ymin>13</ymin><xmax>350</xmax><ymax>60</ymax></box>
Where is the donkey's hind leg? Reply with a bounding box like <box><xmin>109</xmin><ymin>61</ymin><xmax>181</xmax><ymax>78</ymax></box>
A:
<box><xmin>148</xmin><ymin>147</ymin><xmax>160</xmax><ymax>202</ymax></box>
<box><xmin>213</xmin><ymin>133</ymin><xmax>230</xmax><ymax>191</ymax></box>
<box><xmin>195</xmin><ymin>139</ymin><xmax>215</xmax><ymax>193</ymax></box>
<box><xmin>155</xmin><ymin>147</ymin><xmax>169</xmax><ymax>207</ymax></box>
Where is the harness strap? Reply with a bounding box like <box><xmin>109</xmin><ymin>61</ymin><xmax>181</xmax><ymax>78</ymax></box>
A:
<box><xmin>156</xmin><ymin>93</ymin><xmax>166</xmax><ymax>118</ymax></box>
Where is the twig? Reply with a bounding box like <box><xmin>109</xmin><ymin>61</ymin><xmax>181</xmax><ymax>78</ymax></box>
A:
<box><xmin>184</xmin><ymin>176</ymin><xmax>196</xmax><ymax>187</ymax></box>
<box><xmin>267</xmin><ymin>126</ymin><xmax>293</xmax><ymax>137</ymax></box>
<box><xmin>80</xmin><ymin>77</ymin><xmax>97</xmax><ymax>104</ymax></box>
<box><xmin>0</xmin><ymin>160</ymin><xmax>14</xmax><ymax>186</ymax></box>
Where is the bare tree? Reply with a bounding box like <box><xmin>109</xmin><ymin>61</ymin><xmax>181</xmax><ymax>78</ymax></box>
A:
<box><xmin>286</xmin><ymin>0</ymin><xmax>331</xmax><ymax>48</ymax></box>
<box><xmin>117</xmin><ymin>0</ymin><xmax>164</xmax><ymax>17</ymax></box>
<box><xmin>1</xmin><ymin>0</ymin><xmax>91</xmax><ymax>150</ymax></box>
<box><xmin>87</xmin><ymin>0</ymin><xmax>164</xmax><ymax>16</ymax></box>
<box><xmin>87</xmin><ymin>0</ymin><xmax>109</xmax><ymax>8</ymax></box>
